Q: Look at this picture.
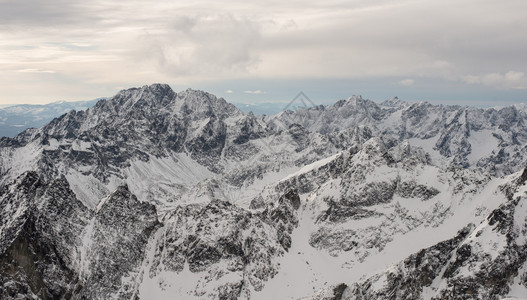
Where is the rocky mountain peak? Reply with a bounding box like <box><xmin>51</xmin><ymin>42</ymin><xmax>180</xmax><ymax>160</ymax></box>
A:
<box><xmin>347</xmin><ymin>95</ymin><xmax>365</xmax><ymax>105</ymax></box>
<box><xmin>37</xmin><ymin>84</ymin><xmax>241</xmax><ymax>141</ymax></box>
<box><xmin>85</xmin><ymin>83</ymin><xmax>181</xmax><ymax>124</ymax></box>
<box><xmin>379</xmin><ymin>96</ymin><xmax>407</xmax><ymax>109</ymax></box>
<box><xmin>107</xmin><ymin>83</ymin><xmax>177</xmax><ymax>113</ymax></box>
<box><xmin>176</xmin><ymin>88</ymin><xmax>242</xmax><ymax>120</ymax></box>
<box><xmin>345</xmin><ymin>95</ymin><xmax>381</xmax><ymax>112</ymax></box>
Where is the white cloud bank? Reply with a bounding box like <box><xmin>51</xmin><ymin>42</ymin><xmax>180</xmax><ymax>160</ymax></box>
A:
<box><xmin>17</xmin><ymin>68</ymin><xmax>56</xmax><ymax>74</ymax></box>
<box><xmin>462</xmin><ymin>71</ymin><xmax>527</xmax><ymax>90</ymax></box>
<box><xmin>398</xmin><ymin>79</ymin><xmax>415</xmax><ymax>86</ymax></box>
<box><xmin>244</xmin><ymin>90</ymin><xmax>265</xmax><ymax>94</ymax></box>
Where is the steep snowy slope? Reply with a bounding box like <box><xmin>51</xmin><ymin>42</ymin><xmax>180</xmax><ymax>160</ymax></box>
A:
<box><xmin>252</xmin><ymin>137</ymin><xmax>508</xmax><ymax>300</ymax></box>
<box><xmin>334</xmin><ymin>168</ymin><xmax>527</xmax><ymax>300</ymax></box>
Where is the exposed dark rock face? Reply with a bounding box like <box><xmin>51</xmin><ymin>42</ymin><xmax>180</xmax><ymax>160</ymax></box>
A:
<box><xmin>77</xmin><ymin>185</ymin><xmax>161</xmax><ymax>299</ymax></box>
<box><xmin>282</xmin><ymin>189</ymin><xmax>301</xmax><ymax>210</ymax></box>
<box><xmin>308</xmin><ymin>283</ymin><xmax>350</xmax><ymax>300</ymax></box>
<box><xmin>0</xmin><ymin>173</ymin><xmax>161</xmax><ymax>300</ymax></box>
<box><xmin>147</xmin><ymin>190</ymin><xmax>299</xmax><ymax>299</ymax></box>
<box><xmin>232</xmin><ymin>112</ymin><xmax>268</xmax><ymax>145</ymax></box>
<box><xmin>431</xmin><ymin>196</ymin><xmax>527</xmax><ymax>300</ymax></box>
<box><xmin>517</xmin><ymin>166</ymin><xmax>527</xmax><ymax>185</ymax></box>
<box><xmin>346</xmin><ymin>225</ymin><xmax>473</xmax><ymax>300</ymax></box>
<box><xmin>0</xmin><ymin>172</ymin><xmax>92</xmax><ymax>299</ymax></box>
<box><xmin>344</xmin><ymin>182</ymin><xmax>527</xmax><ymax>300</ymax></box>
<box><xmin>308</xmin><ymin>139</ymin><xmax>438</xmax><ymax>225</ymax></box>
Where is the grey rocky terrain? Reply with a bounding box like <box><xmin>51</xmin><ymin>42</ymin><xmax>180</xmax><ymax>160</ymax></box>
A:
<box><xmin>2</xmin><ymin>84</ymin><xmax>527</xmax><ymax>299</ymax></box>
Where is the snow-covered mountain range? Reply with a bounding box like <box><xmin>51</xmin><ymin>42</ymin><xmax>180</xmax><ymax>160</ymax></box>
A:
<box><xmin>1</xmin><ymin>83</ymin><xmax>527</xmax><ymax>299</ymax></box>
<box><xmin>0</xmin><ymin>99</ymin><xmax>101</xmax><ymax>138</ymax></box>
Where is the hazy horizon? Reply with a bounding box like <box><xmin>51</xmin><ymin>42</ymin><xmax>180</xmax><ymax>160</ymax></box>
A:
<box><xmin>0</xmin><ymin>83</ymin><xmax>523</xmax><ymax>112</ymax></box>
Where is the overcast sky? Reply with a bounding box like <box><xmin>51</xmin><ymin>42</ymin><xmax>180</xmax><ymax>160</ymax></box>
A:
<box><xmin>0</xmin><ymin>0</ymin><xmax>526</xmax><ymax>106</ymax></box>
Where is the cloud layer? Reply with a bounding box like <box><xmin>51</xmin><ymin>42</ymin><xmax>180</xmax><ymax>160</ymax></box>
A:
<box><xmin>0</xmin><ymin>0</ymin><xmax>526</xmax><ymax>104</ymax></box>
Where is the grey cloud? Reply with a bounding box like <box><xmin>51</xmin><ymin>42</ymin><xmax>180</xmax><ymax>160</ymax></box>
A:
<box><xmin>462</xmin><ymin>71</ymin><xmax>527</xmax><ymax>90</ymax></box>
<box><xmin>0</xmin><ymin>0</ymin><xmax>102</xmax><ymax>27</ymax></box>
<box><xmin>137</xmin><ymin>14</ymin><xmax>261</xmax><ymax>77</ymax></box>
<box><xmin>1</xmin><ymin>0</ymin><xmax>527</xmax><ymax>104</ymax></box>
<box><xmin>257</xmin><ymin>0</ymin><xmax>527</xmax><ymax>84</ymax></box>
